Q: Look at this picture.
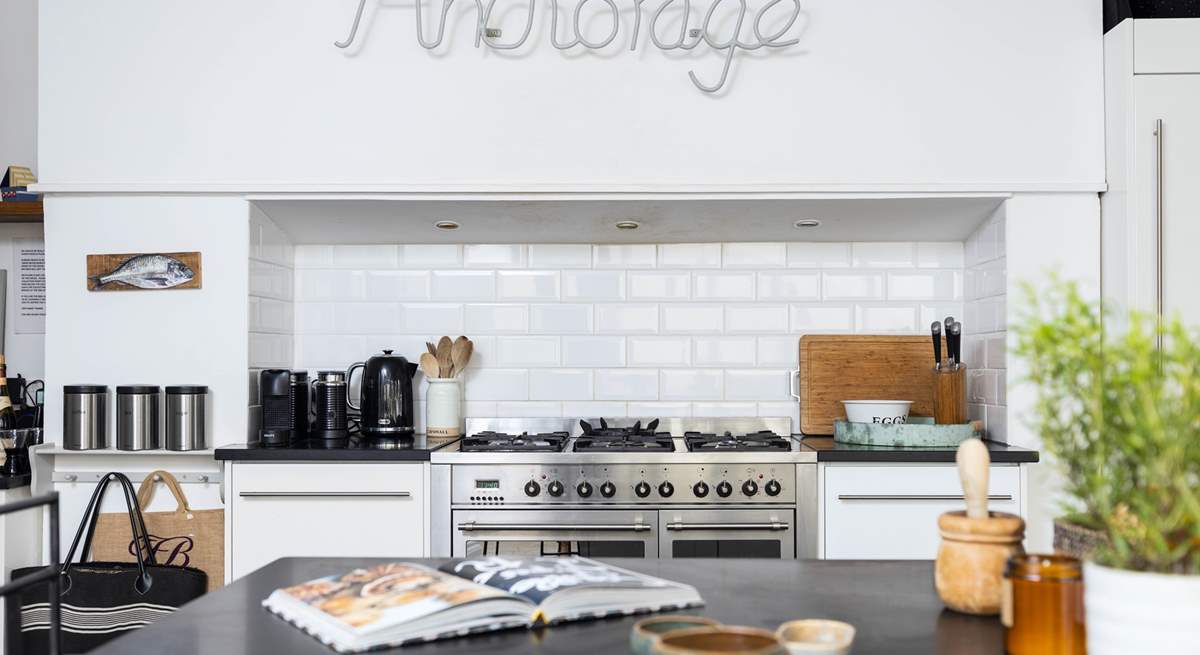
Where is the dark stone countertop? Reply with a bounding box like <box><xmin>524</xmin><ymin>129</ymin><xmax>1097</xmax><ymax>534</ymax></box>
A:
<box><xmin>90</xmin><ymin>558</ymin><xmax>1003</xmax><ymax>655</ymax></box>
<box><xmin>214</xmin><ymin>435</ymin><xmax>460</xmax><ymax>462</ymax></box>
<box><xmin>800</xmin><ymin>437</ymin><xmax>1038</xmax><ymax>463</ymax></box>
<box><xmin>0</xmin><ymin>473</ymin><xmax>31</xmax><ymax>489</ymax></box>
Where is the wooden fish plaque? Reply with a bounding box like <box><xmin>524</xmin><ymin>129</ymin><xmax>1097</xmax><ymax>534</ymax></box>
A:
<box><xmin>86</xmin><ymin>252</ymin><xmax>202</xmax><ymax>291</ymax></box>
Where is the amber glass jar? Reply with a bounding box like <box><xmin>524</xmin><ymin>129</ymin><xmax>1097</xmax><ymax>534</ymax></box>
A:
<box><xmin>1002</xmin><ymin>554</ymin><xmax>1086</xmax><ymax>655</ymax></box>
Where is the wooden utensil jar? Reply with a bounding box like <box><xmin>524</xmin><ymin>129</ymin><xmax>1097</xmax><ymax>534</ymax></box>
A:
<box><xmin>933</xmin><ymin>366</ymin><xmax>967</xmax><ymax>425</ymax></box>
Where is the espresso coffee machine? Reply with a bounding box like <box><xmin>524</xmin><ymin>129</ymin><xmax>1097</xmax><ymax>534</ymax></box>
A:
<box><xmin>346</xmin><ymin>350</ymin><xmax>418</xmax><ymax>438</ymax></box>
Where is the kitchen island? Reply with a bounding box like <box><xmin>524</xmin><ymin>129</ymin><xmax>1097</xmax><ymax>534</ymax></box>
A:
<box><xmin>90</xmin><ymin>558</ymin><xmax>1002</xmax><ymax>655</ymax></box>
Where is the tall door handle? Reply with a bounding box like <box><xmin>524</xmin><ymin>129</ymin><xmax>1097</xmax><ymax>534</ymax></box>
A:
<box><xmin>1154</xmin><ymin>118</ymin><xmax>1165</xmax><ymax>350</ymax></box>
<box><xmin>837</xmin><ymin>494</ymin><xmax>1012</xmax><ymax>501</ymax></box>
<box><xmin>238</xmin><ymin>491</ymin><xmax>411</xmax><ymax>498</ymax></box>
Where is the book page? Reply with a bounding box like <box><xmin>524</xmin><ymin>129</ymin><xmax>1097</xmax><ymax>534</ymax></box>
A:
<box><xmin>441</xmin><ymin>556</ymin><xmax>671</xmax><ymax>606</ymax></box>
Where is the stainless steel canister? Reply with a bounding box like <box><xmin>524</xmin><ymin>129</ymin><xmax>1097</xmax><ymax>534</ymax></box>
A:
<box><xmin>63</xmin><ymin>385</ymin><xmax>108</xmax><ymax>450</ymax></box>
<box><xmin>165</xmin><ymin>385</ymin><xmax>207</xmax><ymax>451</ymax></box>
<box><xmin>116</xmin><ymin>385</ymin><xmax>160</xmax><ymax>450</ymax></box>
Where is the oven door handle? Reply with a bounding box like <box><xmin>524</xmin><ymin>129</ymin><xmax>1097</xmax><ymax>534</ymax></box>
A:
<box><xmin>665</xmin><ymin>521</ymin><xmax>790</xmax><ymax>532</ymax></box>
<box><xmin>456</xmin><ymin>521</ymin><xmax>652</xmax><ymax>532</ymax></box>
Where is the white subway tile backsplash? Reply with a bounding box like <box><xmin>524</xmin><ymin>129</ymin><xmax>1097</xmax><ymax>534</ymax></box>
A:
<box><xmin>464</xmin><ymin>244</ymin><xmax>526</xmax><ymax>268</ymax></box>
<box><xmin>496</xmin><ymin>336</ymin><xmax>560</xmax><ymax>366</ymax></box>
<box><xmin>919</xmin><ymin>303</ymin><xmax>965</xmax><ymax>330</ymax></box>
<box><xmin>562</xmin><ymin>336</ymin><xmax>626</xmax><ymax>367</ymax></box>
<box><xmin>294</xmin><ymin>245</ymin><xmax>333</xmax><ymax>268</ymax></box>
<box><xmin>595</xmin><ymin>369</ymin><xmax>658</xmax><ymax>400</ymax></box>
<box><xmin>790</xmin><ymin>303</ymin><xmax>854</xmax><ymax>332</ymax></box>
<box><xmin>852</xmin><ymin>242</ymin><xmax>915</xmax><ymax>268</ymax></box>
<box><xmin>295</xmin><ymin>303</ymin><xmax>335</xmax><ymax>333</ymax></box>
<box><xmin>985</xmin><ymin>335</ymin><xmax>1006</xmax><ymax>369</ymax></box>
<box><xmin>253</xmin><ymin>298</ymin><xmax>292</xmax><ymax>333</ymax></box>
<box><xmin>725</xmin><ymin>305</ymin><xmax>789</xmax><ymax>333</ymax></box>
<box><xmin>757</xmin><ymin>272</ymin><xmax>820</xmax><ymax>300</ymax></box>
<box><xmin>627</xmin><ymin>402</ymin><xmax>691</xmax><ymax>417</ymax></box>
<box><xmin>295</xmin><ymin>335</ymin><xmax>364</xmax><ymax>368</ymax></box>
<box><xmin>628</xmin><ymin>272</ymin><xmax>690</xmax><ymax>300</ymax></box>
<box><xmin>333</xmin><ymin>303</ymin><xmax>402</xmax><ymax>333</ymax></box>
<box><xmin>628</xmin><ymin>337</ymin><xmax>691</xmax><ymax>367</ymax></box>
<box><xmin>530</xmin><ymin>304</ymin><xmax>593</xmax><ymax>334</ymax></box>
<box><xmin>431</xmin><ymin>271</ymin><xmax>496</xmax><ymax>300</ymax></box>
<box><xmin>756</xmin><ymin>337</ymin><xmax>798</xmax><ymax>367</ymax></box>
<box><xmin>562</xmin><ymin>401</ymin><xmax>628</xmax><ymax>417</ymax></box>
<box><xmin>594</xmin><ymin>244</ymin><xmax>656</xmax><ymax>269</ymax></box>
<box><xmin>497</xmin><ymin>271</ymin><xmax>560</xmax><ymax>300</ymax></box>
<box><xmin>563</xmin><ymin>271</ymin><xmax>626</xmax><ymax>300</ymax></box>
<box><xmin>529</xmin><ymin>369</ymin><xmax>593</xmax><ymax>400</ymax></box>
<box><xmin>295</xmin><ymin>270</ymin><xmax>365</xmax><ymax>301</ymax></box>
<box><xmin>465</xmin><ymin>304</ymin><xmax>529</xmax><ymax>334</ymax></box>
<box><xmin>787</xmin><ymin>242</ymin><xmax>851</xmax><ymax>268</ymax></box>
<box><xmin>757</xmin><ymin>402</ymin><xmax>800</xmax><ymax>428</ymax></box>
<box><xmin>694</xmin><ymin>272</ymin><xmax>755</xmax><ymax>300</ymax></box>
<box><xmin>855</xmin><ymin>304</ymin><xmax>918</xmax><ymax>332</ymax></box>
<box><xmin>495</xmin><ymin>401</ymin><xmax>564</xmax><ymax>417</ymax></box>
<box><xmin>661</xmin><ymin>369</ymin><xmax>723</xmax><ymax>400</ymax></box>
<box><xmin>249</xmin><ymin>333</ymin><xmax>293</xmax><ymax>368</ymax></box>
<box><xmin>596</xmin><ymin>304</ymin><xmax>659</xmax><ymax>333</ymax></box>
<box><xmin>400</xmin><ymin>304</ymin><xmax>464</xmax><ymax>334</ymax></box>
<box><xmin>822</xmin><ymin>271</ymin><xmax>885</xmax><ymax>300</ymax></box>
<box><xmin>887</xmin><ymin>271</ymin><xmax>962</xmax><ymax>301</ymax></box>
<box><xmin>399</xmin><ymin>245</ymin><xmax>462</xmax><ymax>268</ymax></box>
<box><xmin>916</xmin><ymin>242</ymin><xmax>965</xmax><ymax>269</ymax></box>
<box><xmin>463</xmin><ymin>401</ymin><xmax>498</xmax><ymax>417</ymax></box>
<box><xmin>661</xmin><ymin>304</ymin><xmax>723</xmax><ymax>333</ymax></box>
<box><xmin>723</xmin><ymin>243</ymin><xmax>786</xmax><ymax>268</ymax></box>
<box><xmin>332</xmin><ymin>245</ymin><xmax>398</xmax><ymax>269</ymax></box>
<box><xmin>659</xmin><ymin>243</ymin><xmax>722</xmax><ymax>269</ymax></box>
<box><xmin>693</xmin><ymin>337</ymin><xmax>756</xmax><ymax>367</ymax></box>
<box><xmin>250</xmin><ymin>260</ymin><xmax>293</xmax><ymax>300</ymax></box>
<box><xmin>529</xmin><ymin>244</ymin><xmax>592</xmax><ymax>269</ymax></box>
<box><xmin>465</xmin><ymin>369</ymin><xmax>529</xmax><ymax>400</ymax></box>
<box><xmin>724</xmin><ymin>370</ymin><xmax>791</xmax><ymax>401</ymax></box>
<box><xmin>694</xmin><ymin>401</ymin><xmax>759</xmax><ymax>417</ymax></box>
<box><xmin>365</xmin><ymin>271</ymin><xmax>431</xmax><ymax>300</ymax></box>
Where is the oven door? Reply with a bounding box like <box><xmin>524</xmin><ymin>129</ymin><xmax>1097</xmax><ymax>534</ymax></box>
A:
<box><xmin>658</xmin><ymin>509</ymin><xmax>795</xmax><ymax>559</ymax></box>
<box><xmin>453</xmin><ymin>509</ymin><xmax>659</xmax><ymax>558</ymax></box>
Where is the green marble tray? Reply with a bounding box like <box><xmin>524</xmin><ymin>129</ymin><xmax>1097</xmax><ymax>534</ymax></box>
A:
<box><xmin>833</xmin><ymin>417</ymin><xmax>978</xmax><ymax>447</ymax></box>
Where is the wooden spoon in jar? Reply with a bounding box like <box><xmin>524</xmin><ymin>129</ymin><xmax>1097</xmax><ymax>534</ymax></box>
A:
<box><xmin>435</xmin><ymin>336</ymin><xmax>453</xmax><ymax>378</ymax></box>
<box><xmin>418</xmin><ymin>352</ymin><xmax>441</xmax><ymax>379</ymax></box>
<box><xmin>450</xmin><ymin>337</ymin><xmax>473</xmax><ymax>378</ymax></box>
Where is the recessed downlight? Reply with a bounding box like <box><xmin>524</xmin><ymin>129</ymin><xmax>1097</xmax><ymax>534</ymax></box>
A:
<box><xmin>435</xmin><ymin>220</ymin><xmax>460</xmax><ymax>230</ymax></box>
<box><xmin>615</xmin><ymin>221</ymin><xmax>640</xmax><ymax>230</ymax></box>
<box><xmin>793</xmin><ymin>219</ymin><xmax>822</xmax><ymax>229</ymax></box>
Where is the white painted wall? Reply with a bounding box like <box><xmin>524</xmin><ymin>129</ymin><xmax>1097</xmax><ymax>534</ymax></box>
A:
<box><xmin>36</xmin><ymin>0</ymin><xmax>1103</xmax><ymax>190</ymax></box>
<box><xmin>44</xmin><ymin>196</ymin><xmax>249</xmax><ymax>448</ymax></box>
<box><xmin>0</xmin><ymin>0</ymin><xmax>37</xmax><ymax>173</ymax></box>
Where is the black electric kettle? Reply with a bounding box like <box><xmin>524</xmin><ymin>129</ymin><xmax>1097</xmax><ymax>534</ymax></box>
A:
<box><xmin>346</xmin><ymin>350</ymin><xmax>418</xmax><ymax>437</ymax></box>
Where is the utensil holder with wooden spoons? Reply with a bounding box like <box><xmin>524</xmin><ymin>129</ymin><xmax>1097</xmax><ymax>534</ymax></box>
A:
<box><xmin>933</xmin><ymin>366</ymin><xmax>967</xmax><ymax>425</ymax></box>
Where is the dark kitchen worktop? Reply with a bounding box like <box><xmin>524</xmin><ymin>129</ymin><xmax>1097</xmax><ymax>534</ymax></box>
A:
<box><xmin>214</xmin><ymin>435</ymin><xmax>460</xmax><ymax>461</ymax></box>
<box><xmin>799</xmin><ymin>436</ymin><xmax>1039</xmax><ymax>463</ymax></box>
<box><xmin>89</xmin><ymin>557</ymin><xmax>1004</xmax><ymax>655</ymax></box>
<box><xmin>0</xmin><ymin>473</ymin><xmax>31</xmax><ymax>489</ymax></box>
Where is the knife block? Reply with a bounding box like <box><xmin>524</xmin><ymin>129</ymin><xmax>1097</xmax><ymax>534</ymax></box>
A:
<box><xmin>933</xmin><ymin>367</ymin><xmax>967</xmax><ymax>425</ymax></box>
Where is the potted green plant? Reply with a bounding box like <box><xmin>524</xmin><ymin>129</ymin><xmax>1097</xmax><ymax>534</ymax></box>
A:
<box><xmin>1013</xmin><ymin>280</ymin><xmax>1200</xmax><ymax>654</ymax></box>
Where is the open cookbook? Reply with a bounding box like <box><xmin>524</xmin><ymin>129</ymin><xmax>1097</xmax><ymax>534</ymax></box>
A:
<box><xmin>263</xmin><ymin>556</ymin><xmax>704</xmax><ymax>652</ymax></box>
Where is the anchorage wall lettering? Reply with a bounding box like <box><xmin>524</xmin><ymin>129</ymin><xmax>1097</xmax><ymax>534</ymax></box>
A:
<box><xmin>335</xmin><ymin>0</ymin><xmax>805</xmax><ymax>93</ymax></box>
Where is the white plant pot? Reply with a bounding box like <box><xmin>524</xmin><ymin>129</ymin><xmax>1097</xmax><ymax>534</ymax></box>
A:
<box><xmin>1084</xmin><ymin>561</ymin><xmax>1200</xmax><ymax>655</ymax></box>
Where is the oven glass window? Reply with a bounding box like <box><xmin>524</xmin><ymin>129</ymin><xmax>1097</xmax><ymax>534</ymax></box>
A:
<box><xmin>670</xmin><ymin>539</ymin><xmax>782</xmax><ymax>558</ymax></box>
<box><xmin>465</xmin><ymin>539</ymin><xmax>647</xmax><ymax>558</ymax></box>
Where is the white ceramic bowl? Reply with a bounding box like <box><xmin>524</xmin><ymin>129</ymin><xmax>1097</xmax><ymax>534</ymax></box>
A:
<box><xmin>775</xmin><ymin>619</ymin><xmax>855</xmax><ymax>655</ymax></box>
<box><xmin>841</xmin><ymin>400</ymin><xmax>912</xmax><ymax>425</ymax></box>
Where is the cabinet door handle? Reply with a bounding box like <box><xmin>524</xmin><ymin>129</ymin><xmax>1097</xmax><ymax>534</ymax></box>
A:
<box><xmin>238</xmin><ymin>491</ymin><xmax>411</xmax><ymax>498</ymax></box>
<box><xmin>665</xmin><ymin>522</ymin><xmax>790</xmax><ymax>532</ymax></box>
<box><xmin>1155</xmin><ymin>118</ymin><xmax>1165</xmax><ymax>350</ymax></box>
<box><xmin>456</xmin><ymin>522</ymin><xmax>651</xmax><ymax>532</ymax></box>
<box><xmin>837</xmin><ymin>494</ymin><xmax>1012</xmax><ymax>501</ymax></box>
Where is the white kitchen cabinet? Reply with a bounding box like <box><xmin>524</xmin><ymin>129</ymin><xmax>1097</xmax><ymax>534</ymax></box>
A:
<box><xmin>821</xmin><ymin>464</ymin><xmax>1022</xmax><ymax>560</ymax></box>
<box><xmin>227</xmin><ymin>462</ymin><xmax>428</xmax><ymax>580</ymax></box>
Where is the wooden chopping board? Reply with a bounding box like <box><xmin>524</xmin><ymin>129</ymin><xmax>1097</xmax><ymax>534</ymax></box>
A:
<box><xmin>799</xmin><ymin>335</ymin><xmax>943</xmax><ymax>435</ymax></box>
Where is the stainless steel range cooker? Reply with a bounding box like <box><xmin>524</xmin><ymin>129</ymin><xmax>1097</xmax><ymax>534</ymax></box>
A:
<box><xmin>429</xmin><ymin>417</ymin><xmax>818</xmax><ymax>559</ymax></box>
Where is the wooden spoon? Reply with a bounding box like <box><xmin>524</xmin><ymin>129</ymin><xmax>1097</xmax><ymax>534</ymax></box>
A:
<box><xmin>425</xmin><ymin>341</ymin><xmax>438</xmax><ymax>357</ymax></box>
<box><xmin>956</xmin><ymin>438</ymin><xmax>991</xmax><ymax>520</ymax></box>
<box><xmin>435</xmin><ymin>336</ymin><xmax>453</xmax><ymax>378</ymax></box>
<box><xmin>418</xmin><ymin>352</ymin><xmax>441</xmax><ymax>379</ymax></box>
<box><xmin>450</xmin><ymin>337</ymin><xmax>473</xmax><ymax>378</ymax></box>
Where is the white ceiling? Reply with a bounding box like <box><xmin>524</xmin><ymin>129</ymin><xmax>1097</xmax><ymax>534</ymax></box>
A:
<box><xmin>253</xmin><ymin>196</ymin><xmax>1006</xmax><ymax>244</ymax></box>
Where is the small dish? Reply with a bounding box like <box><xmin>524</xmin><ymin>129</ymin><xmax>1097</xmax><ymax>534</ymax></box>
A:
<box><xmin>631</xmin><ymin>615</ymin><xmax>721</xmax><ymax>655</ymax></box>
<box><xmin>775</xmin><ymin>619</ymin><xmax>856</xmax><ymax>655</ymax></box>
<box><xmin>653</xmin><ymin>625</ymin><xmax>786</xmax><ymax>655</ymax></box>
<box><xmin>841</xmin><ymin>400</ymin><xmax>912</xmax><ymax>425</ymax></box>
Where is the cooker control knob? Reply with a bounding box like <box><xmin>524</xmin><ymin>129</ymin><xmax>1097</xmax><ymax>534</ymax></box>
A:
<box><xmin>716</xmin><ymin>481</ymin><xmax>733</xmax><ymax>498</ymax></box>
<box><xmin>692</xmin><ymin>482</ymin><xmax>710</xmax><ymax>498</ymax></box>
<box><xmin>547</xmin><ymin>481</ymin><xmax>564</xmax><ymax>497</ymax></box>
<box><xmin>634</xmin><ymin>481</ymin><xmax>652</xmax><ymax>498</ymax></box>
<box><xmin>577</xmin><ymin>482</ymin><xmax>593</xmax><ymax>498</ymax></box>
<box><xmin>524</xmin><ymin>480</ymin><xmax>541</xmax><ymax>497</ymax></box>
<box><xmin>765</xmin><ymin>480</ymin><xmax>782</xmax><ymax>496</ymax></box>
<box><xmin>600</xmin><ymin>481</ymin><xmax>616</xmax><ymax>498</ymax></box>
<box><xmin>742</xmin><ymin>480</ymin><xmax>759</xmax><ymax>497</ymax></box>
<box><xmin>658</xmin><ymin>482</ymin><xmax>674</xmax><ymax>498</ymax></box>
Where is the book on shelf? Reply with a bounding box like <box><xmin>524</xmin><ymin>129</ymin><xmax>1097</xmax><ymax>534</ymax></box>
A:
<box><xmin>0</xmin><ymin>187</ymin><xmax>40</xmax><ymax>203</ymax></box>
<box><xmin>262</xmin><ymin>556</ymin><xmax>704</xmax><ymax>652</ymax></box>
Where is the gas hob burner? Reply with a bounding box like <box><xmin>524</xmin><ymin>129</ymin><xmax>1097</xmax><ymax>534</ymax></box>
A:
<box><xmin>575</xmin><ymin>418</ymin><xmax>674</xmax><ymax>452</ymax></box>
<box><xmin>684</xmin><ymin>430</ymin><xmax>791</xmax><ymax>452</ymax></box>
<box><xmin>460</xmin><ymin>431</ymin><xmax>569</xmax><ymax>453</ymax></box>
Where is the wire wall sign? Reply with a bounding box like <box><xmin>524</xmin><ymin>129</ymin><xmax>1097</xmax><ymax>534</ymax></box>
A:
<box><xmin>334</xmin><ymin>0</ymin><xmax>803</xmax><ymax>93</ymax></box>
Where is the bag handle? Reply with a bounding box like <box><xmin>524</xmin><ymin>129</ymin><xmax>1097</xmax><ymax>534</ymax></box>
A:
<box><xmin>62</xmin><ymin>473</ymin><xmax>157</xmax><ymax>594</ymax></box>
<box><xmin>136</xmin><ymin>470</ymin><xmax>192</xmax><ymax>514</ymax></box>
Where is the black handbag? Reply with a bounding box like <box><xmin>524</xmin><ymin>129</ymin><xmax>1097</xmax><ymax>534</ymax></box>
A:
<box><xmin>6</xmin><ymin>472</ymin><xmax>207</xmax><ymax>654</ymax></box>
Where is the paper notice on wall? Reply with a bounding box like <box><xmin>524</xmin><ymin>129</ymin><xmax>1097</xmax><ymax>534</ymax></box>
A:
<box><xmin>13</xmin><ymin>238</ymin><xmax>45</xmax><ymax>334</ymax></box>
